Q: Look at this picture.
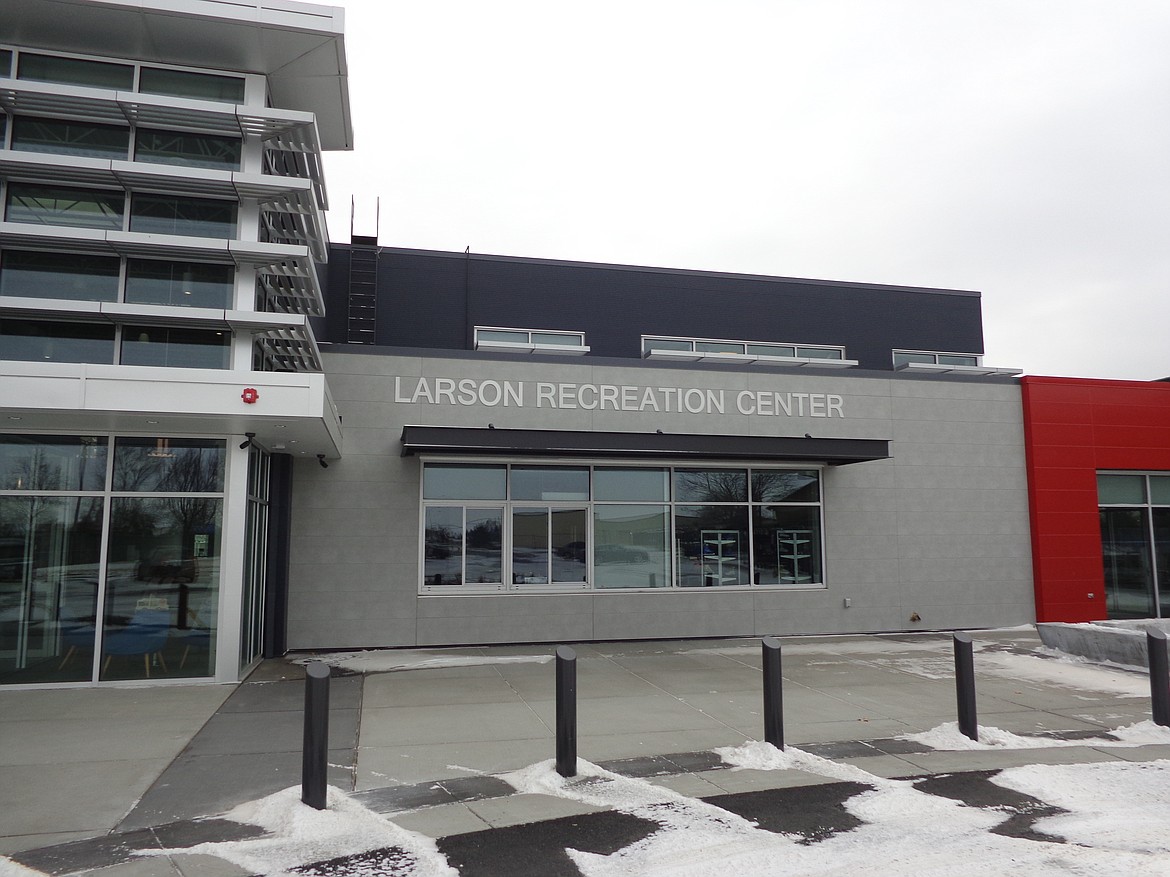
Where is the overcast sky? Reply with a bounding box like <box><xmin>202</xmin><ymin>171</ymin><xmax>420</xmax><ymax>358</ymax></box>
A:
<box><xmin>320</xmin><ymin>1</ymin><xmax>1170</xmax><ymax>381</ymax></box>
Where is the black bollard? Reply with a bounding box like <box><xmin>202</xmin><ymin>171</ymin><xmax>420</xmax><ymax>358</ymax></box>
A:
<box><xmin>762</xmin><ymin>636</ymin><xmax>785</xmax><ymax>750</ymax></box>
<box><xmin>555</xmin><ymin>645</ymin><xmax>578</xmax><ymax>777</ymax></box>
<box><xmin>1148</xmin><ymin>629</ymin><xmax>1170</xmax><ymax>727</ymax></box>
<box><xmin>302</xmin><ymin>661</ymin><xmax>331</xmax><ymax>809</ymax></box>
<box><xmin>953</xmin><ymin>632</ymin><xmax>978</xmax><ymax>742</ymax></box>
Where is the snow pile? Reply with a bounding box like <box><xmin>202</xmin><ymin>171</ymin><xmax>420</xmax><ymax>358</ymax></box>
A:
<box><xmin>144</xmin><ymin>785</ymin><xmax>455</xmax><ymax>877</ymax></box>
<box><xmin>901</xmin><ymin>720</ymin><xmax>1170</xmax><ymax>751</ymax></box>
<box><xmin>505</xmin><ymin>750</ymin><xmax>1168</xmax><ymax>876</ymax></box>
<box><xmin>0</xmin><ymin>858</ymin><xmax>45</xmax><ymax>877</ymax></box>
<box><xmin>294</xmin><ymin>650</ymin><xmax>552</xmax><ymax>674</ymax></box>
<box><xmin>995</xmin><ymin>760</ymin><xmax>1170</xmax><ymax>854</ymax></box>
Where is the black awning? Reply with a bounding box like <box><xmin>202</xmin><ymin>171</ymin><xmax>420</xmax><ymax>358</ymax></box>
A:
<box><xmin>400</xmin><ymin>425</ymin><xmax>889</xmax><ymax>465</ymax></box>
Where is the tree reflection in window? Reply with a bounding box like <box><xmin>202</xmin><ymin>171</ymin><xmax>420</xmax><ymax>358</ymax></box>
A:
<box><xmin>112</xmin><ymin>438</ymin><xmax>225</xmax><ymax>493</ymax></box>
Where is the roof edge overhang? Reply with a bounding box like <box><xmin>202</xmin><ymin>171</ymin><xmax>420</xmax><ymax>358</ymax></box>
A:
<box><xmin>400</xmin><ymin>426</ymin><xmax>890</xmax><ymax>465</ymax></box>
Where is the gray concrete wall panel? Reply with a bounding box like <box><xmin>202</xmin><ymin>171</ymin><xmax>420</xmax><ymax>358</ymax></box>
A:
<box><xmin>285</xmin><ymin>351</ymin><xmax>1034</xmax><ymax>650</ymax></box>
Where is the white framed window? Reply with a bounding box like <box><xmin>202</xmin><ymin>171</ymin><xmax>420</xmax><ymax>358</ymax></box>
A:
<box><xmin>893</xmin><ymin>350</ymin><xmax>980</xmax><ymax>368</ymax></box>
<box><xmin>419</xmin><ymin>460</ymin><xmax>825</xmax><ymax>594</ymax></box>
<box><xmin>642</xmin><ymin>335</ymin><xmax>853</xmax><ymax>368</ymax></box>
<box><xmin>474</xmin><ymin>326</ymin><xmax>589</xmax><ymax>355</ymax></box>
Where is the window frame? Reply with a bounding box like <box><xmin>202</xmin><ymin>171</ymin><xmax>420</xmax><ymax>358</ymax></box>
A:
<box><xmin>642</xmin><ymin>335</ymin><xmax>851</xmax><ymax>367</ymax></box>
<box><xmin>419</xmin><ymin>459</ymin><xmax>826</xmax><ymax>595</ymax></box>
<box><xmin>474</xmin><ymin>326</ymin><xmax>590</xmax><ymax>355</ymax></box>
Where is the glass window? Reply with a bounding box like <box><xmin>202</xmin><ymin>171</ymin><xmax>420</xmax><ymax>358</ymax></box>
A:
<box><xmin>531</xmin><ymin>332</ymin><xmax>583</xmax><ymax>347</ymax></box>
<box><xmin>593</xmin><ymin>504</ymin><xmax>669</xmax><ymax>589</ymax></box>
<box><xmin>129</xmin><ymin>195</ymin><xmax>236</xmax><ymax>239</ymax></box>
<box><xmin>0</xmin><ymin>250</ymin><xmax>120</xmax><ymax>301</ymax></box>
<box><xmin>0</xmin><ymin>50</ymin><xmax>11</xmax><ymax>78</ymax></box>
<box><xmin>1150</xmin><ymin>477</ymin><xmax>1170</xmax><ymax>506</ymax></box>
<box><xmin>112</xmin><ymin>438</ymin><xmax>226</xmax><ymax>493</ymax></box>
<box><xmin>510</xmin><ymin>466</ymin><xmax>589</xmax><ymax>501</ymax></box>
<box><xmin>0</xmin><ymin>496</ymin><xmax>104</xmax><ymax>684</ymax></box>
<box><xmin>0</xmin><ymin>435</ymin><xmax>107</xmax><ymax>491</ymax></box>
<box><xmin>134</xmin><ymin>129</ymin><xmax>242</xmax><ymax>170</ymax></box>
<box><xmin>746</xmin><ymin>343</ymin><xmax>796</xmax><ymax>358</ymax></box>
<box><xmin>512</xmin><ymin>508</ymin><xmax>550</xmax><ymax>584</ymax></box>
<box><xmin>10</xmin><ymin>117</ymin><xmax>129</xmax><ymax>158</ymax></box>
<box><xmin>423</xmin><ymin>464</ymin><xmax>506</xmax><ymax>501</ymax></box>
<box><xmin>125</xmin><ymin>260</ymin><xmax>234</xmax><ymax>308</ymax></box>
<box><xmin>675</xmin><ymin>506</ymin><xmax>750</xmax><ymax>587</ymax></box>
<box><xmin>5</xmin><ymin>184</ymin><xmax>124</xmax><ymax>230</ymax></box>
<box><xmin>139</xmin><ymin>67</ymin><xmax>245</xmax><ymax>103</ymax></box>
<box><xmin>754</xmin><ymin>506</ymin><xmax>823</xmax><ymax>586</ymax></box>
<box><xmin>798</xmin><ymin>347</ymin><xmax>843</xmax><ymax>360</ymax></box>
<box><xmin>424</xmin><ymin>506</ymin><xmax>503</xmax><ymax>586</ymax></box>
<box><xmin>893</xmin><ymin>352</ymin><xmax>936</xmax><ymax>366</ymax></box>
<box><xmin>594</xmin><ymin>467</ymin><xmax>668</xmax><ymax>502</ymax></box>
<box><xmin>17</xmin><ymin>53</ymin><xmax>133</xmax><ymax>90</ymax></box>
<box><xmin>674</xmin><ymin>469</ymin><xmax>747</xmax><ymax>503</ymax></box>
<box><xmin>0</xmin><ymin>319</ymin><xmax>115</xmax><ymax>363</ymax></box>
<box><xmin>752</xmin><ymin>470</ymin><xmax>820</xmax><ymax>503</ymax></box>
<box><xmin>695</xmin><ymin>341</ymin><xmax>744</xmax><ymax>355</ymax></box>
<box><xmin>1098</xmin><ymin>474</ymin><xmax>1146</xmax><ymax>505</ymax></box>
<box><xmin>551</xmin><ymin>509</ymin><xmax>587</xmax><ymax>583</ymax></box>
<box><xmin>1100</xmin><ymin>507</ymin><xmax>1154</xmax><ymax>619</ymax></box>
<box><xmin>938</xmin><ymin>354</ymin><xmax>979</xmax><ymax>366</ymax></box>
<box><xmin>477</xmin><ymin>330</ymin><xmax>527</xmax><ymax>344</ymax></box>
<box><xmin>643</xmin><ymin>338</ymin><xmax>694</xmax><ymax>353</ymax></box>
<box><xmin>121</xmin><ymin>325</ymin><xmax>230</xmax><ymax>369</ymax></box>
<box><xmin>101</xmin><ymin>496</ymin><xmax>222</xmax><ymax>680</ymax></box>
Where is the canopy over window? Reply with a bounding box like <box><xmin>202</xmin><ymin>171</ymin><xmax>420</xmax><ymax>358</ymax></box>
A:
<box><xmin>400</xmin><ymin>426</ymin><xmax>889</xmax><ymax>465</ymax></box>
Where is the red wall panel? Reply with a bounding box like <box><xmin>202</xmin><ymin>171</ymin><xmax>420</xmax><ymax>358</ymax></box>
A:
<box><xmin>1022</xmin><ymin>376</ymin><xmax>1170</xmax><ymax>622</ymax></box>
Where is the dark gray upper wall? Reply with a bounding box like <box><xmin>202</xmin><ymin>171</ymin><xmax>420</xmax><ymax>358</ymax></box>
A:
<box><xmin>319</xmin><ymin>246</ymin><xmax>985</xmax><ymax>370</ymax></box>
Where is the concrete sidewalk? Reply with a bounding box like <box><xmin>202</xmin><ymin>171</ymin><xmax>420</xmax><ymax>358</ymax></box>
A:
<box><xmin>3</xmin><ymin>627</ymin><xmax>1168</xmax><ymax>874</ymax></box>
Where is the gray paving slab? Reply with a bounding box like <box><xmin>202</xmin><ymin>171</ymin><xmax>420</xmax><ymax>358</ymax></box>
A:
<box><xmin>358</xmin><ymin>701</ymin><xmax>552</xmax><ymax>747</ymax></box>
<box><xmin>464</xmin><ymin>792</ymin><xmax>608</xmax><ymax>829</ymax></box>
<box><xmin>892</xmin><ymin>744</ymin><xmax>1128</xmax><ymax>775</ymax></box>
<box><xmin>117</xmin><ymin>749</ymin><xmax>355</xmax><ymax>831</ymax></box>
<box><xmin>356</xmin><ymin>740</ymin><xmax>550</xmax><ymax>787</ymax></box>
<box><xmin>183</xmin><ymin>707</ymin><xmax>359</xmax><ymax>756</ymax></box>
<box><xmin>389</xmin><ymin>801</ymin><xmax>493</xmax><ymax>839</ymax></box>
<box><xmin>216</xmin><ymin>675</ymin><xmax>362</xmax><ymax>713</ymax></box>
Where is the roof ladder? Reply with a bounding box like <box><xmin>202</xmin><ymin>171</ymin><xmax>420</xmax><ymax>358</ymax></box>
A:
<box><xmin>346</xmin><ymin>234</ymin><xmax>378</xmax><ymax>344</ymax></box>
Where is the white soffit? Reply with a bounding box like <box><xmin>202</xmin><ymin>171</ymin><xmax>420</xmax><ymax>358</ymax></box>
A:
<box><xmin>0</xmin><ymin>0</ymin><xmax>353</xmax><ymax>150</ymax></box>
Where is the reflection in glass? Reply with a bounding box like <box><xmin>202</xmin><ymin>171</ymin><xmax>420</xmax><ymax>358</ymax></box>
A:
<box><xmin>112</xmin><ymin>438</ymin><xmax>226</xmax><ymax>493</ymax></box>
<box><xmin>424</xmin><ymin>507</ymin><xmax>503</xmax><ymax>586</ymax></box>
<box><xmin>593</xmin><ymin>467</ymin><xmax>668</xmax><ymax>502</ymax></box>
<box><xmin>551</xmin><ymin>509</ymin><xmax>587</xmax><ymax>583</ymax></box>
<box><xmin>129</xmin><ymin>194</ymin><xmax>236</xmax><ymax>239</ymax></box>
<box><xmin>1156</xmin><ymin>509</ymin><xmax>1170</xmax><ymax>620</ymax></box>
<box><xmin>674</xmin><ymin>505</ymin><xmax>749</xmax><ymax>587</ymax></box>
<box><xmin>6</xmin><ymin>184</ymin><xmax>124</xmax><ymax>230</ymax></box>
<box><xmin>101</xmin><ymin>497</ymin><xmax>221</xmax><ymax>680</ymax></box>
<box><xmin>139</xmin><ymin>67</ymin><xmax>245</xmax><ymax>103</ymax></box>
<box><xmin>0</xmin><ymin>435</ymin><xmax>107</xmax><ymax>491</ymax></box>
<box><xmin>512</xmin><ymin>508</ymin><xmax>549</xmax><ymax>584</ymax></box>
<box><xmin>17</xmin><ymin>53</ymin><xmax>134</xmax><ymax>89</ymax></box>
<box><xmin>424</xmin><ymin>507</ymin><xmax>462</xmax><ymax>585</ymax></box>
<box><xmin>1100</xmin><ymin>508</ymin><xmax>1154</xmax><ymax>619</ymax></box>
<box><xmin>0</xmin><ymin>497</ymin><xmax>104</xmax><ymax>684</ymax></box>
<box><xmin>0</xmin><ymin>319</ymin><xmax>115</xmax><ymax>363</ymax></box>
<box><xmin>125</xmin><ymin>259</ymin><xmax>234</xmax><ymax>308</ymax></box>
<box><xmin>135</xmin><ymin>129</ymin><xmax>242</xmax><ymax>170</ymax></box>
<box><xmin>1152</xmin><ymin>477</ymin><xmax>1170</xmax><ymax>506</ymax></box>
<box><xmin>593</xmin><ymin>504</ymin><xmax>668</xmax><ymax>588</ymax></box>
<box><xmin>423</xmin><ymin>464</ymin><xmax>505</xmax><ymax>500</ymax></box>
<box><xmin>0</xmin><ymin>250</ymin><xmax>121</xmax><ymax>302</ymax></box>
<box><xmin>753</xmin><ymin>506</ymin><xmax>823</xmax><ymax>586</ymax></box>
<box><xmin>121</xmin><ymin>325</ymin><xmax>230</xmax><ymax>369</ymax></box>
<box><xmin>11</xmin><ymin>118</ymin><xmax>128</xmax><ymax>158</ymax></box>
<box><xmin>466</xmin><ymin>508</ymin><xmax>503</xmax><ymax>585</ymax></box>
<box><xmin>751</xmin><ymin>470</ymin><xmax>820</xmax><ymax>503</ymax></box>
<box><xmin>511</xmin><ymin>467</ymin><xmax>588</xmax><ymax>501</ymax></box>
<box><xmin>673</xmin><ymin>469</ymin><xmax>747</xmax><ymax>503</ymax></box>
<box><xmin>1098</xmin><ymin>474</ymin><xmax>1146</xmax><ymax>505</ymax></box>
